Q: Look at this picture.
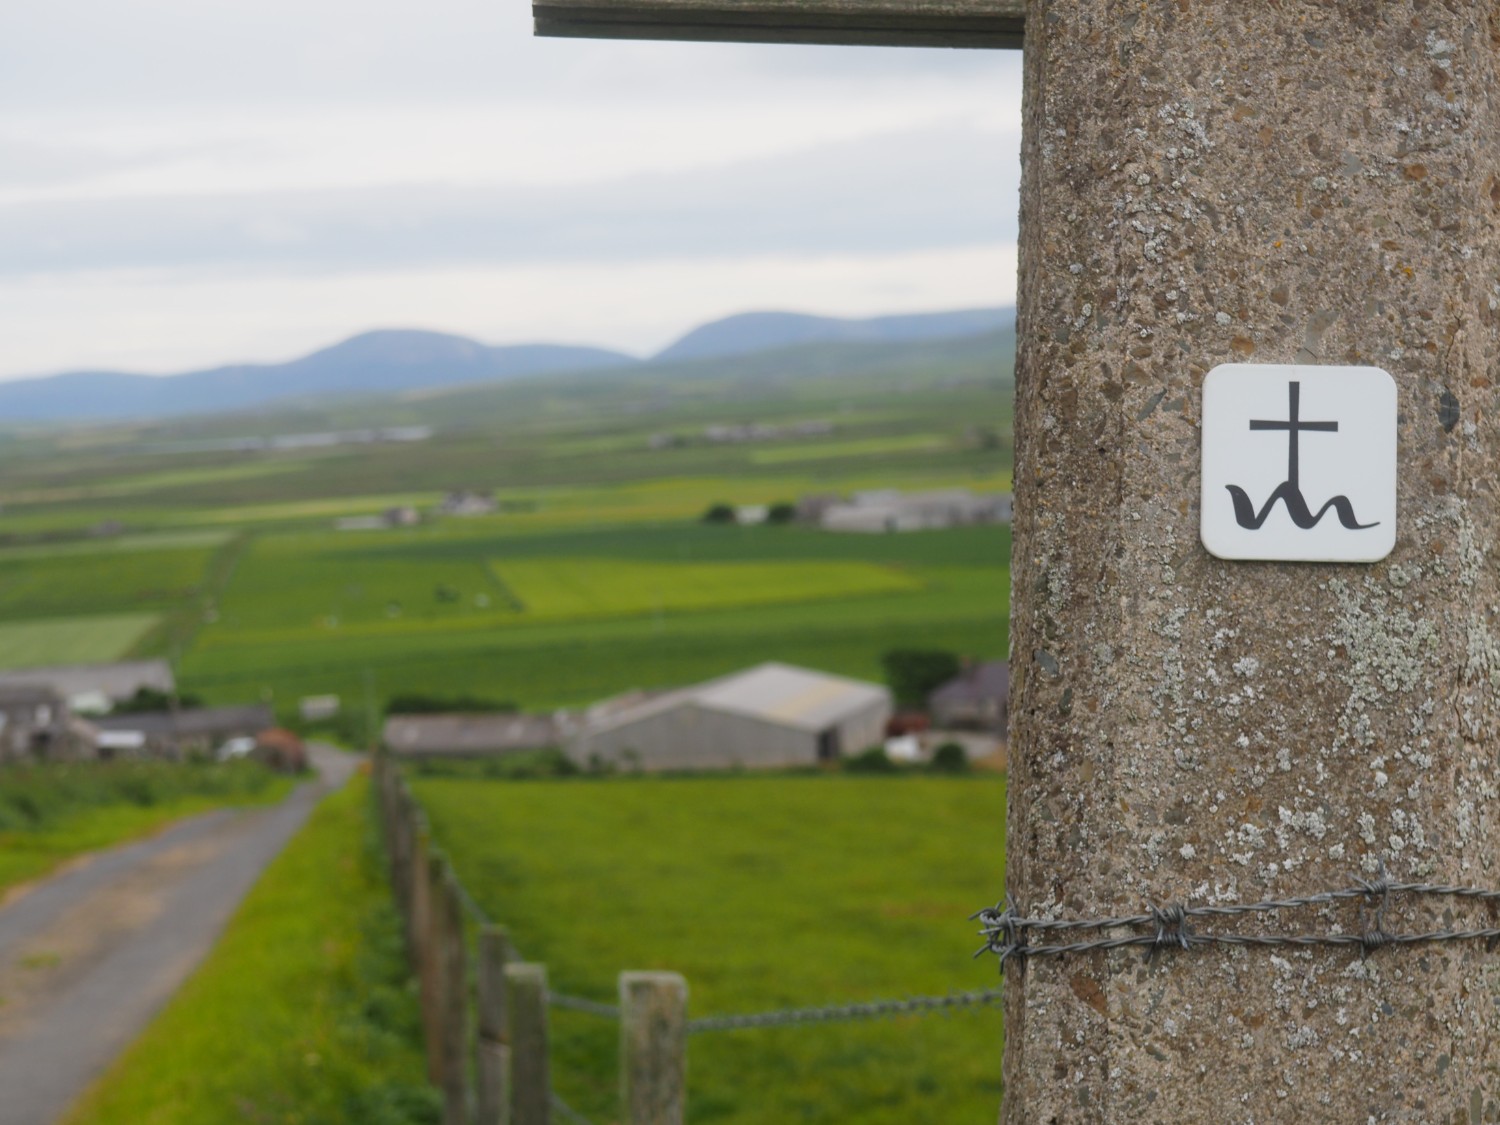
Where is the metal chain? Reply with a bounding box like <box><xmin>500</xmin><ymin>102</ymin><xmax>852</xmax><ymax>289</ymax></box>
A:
<box><xmin>974</xmin><ymin>872</ymin><xmax>1500</xmax><ymax>969</ymax></box>
<box><xmin>686</xmin><ymin>986</ymin><xmax>1004</xmax><ymax>1034</ymax></box>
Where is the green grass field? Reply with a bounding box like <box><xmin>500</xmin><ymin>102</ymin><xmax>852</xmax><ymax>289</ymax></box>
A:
<box><xmin>0</xmin><ymin>615</ymin><xmax>161</xmax><ymax>669</ymax></box>
<box><xmin>413</xmin><ymin>773</ymin><xmax>1009</xmax><ymax>1124</ymax></box>
<box><xmin>0</xmin><ymin>344</ymin><xmax>1013</xmax><ymax>720</ymax></box>
<box><xmin>0</xmin><ymin>546</ymin><xmax>215</xmax><ymax>621</ymax></box>
<box><xmin>64</xmin><ymin>776</ymin><xmax>435</xmax><ymax>1125</ymax></box>
<box><xmin>494</xmin><ymin>556</ymin><xmax>922</xmax><ymax>619</ymax></box>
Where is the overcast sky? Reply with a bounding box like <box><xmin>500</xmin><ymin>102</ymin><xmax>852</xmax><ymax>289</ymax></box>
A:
<box><xmin>0</xmin><ymin>0</ymin><xmax>1022</xmax><ymax>380</ymax></box>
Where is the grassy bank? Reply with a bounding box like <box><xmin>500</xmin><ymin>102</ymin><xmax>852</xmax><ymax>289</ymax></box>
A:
<box><xmin>65</xmin><ymin>774</ymin><xmax>435</xmax><ymax>1125</ymax></box>
<box><xmin>0</xmin><ymin>761</ymin><xmax>292</xmax><ymax>895</ymax></box>
<box><xmin>414</xmin><ymin>772</ymin><xmax>1008</xmax><ymax>1124</ymax></box>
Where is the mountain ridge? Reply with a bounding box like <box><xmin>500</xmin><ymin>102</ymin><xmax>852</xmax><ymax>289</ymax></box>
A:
<box><xmin>0</xmin><ymin>306</ymin><xmax>1013</xmax><ymax>423</ymax></box>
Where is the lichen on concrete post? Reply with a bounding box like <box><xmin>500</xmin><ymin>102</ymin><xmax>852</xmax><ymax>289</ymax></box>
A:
<box><xmin>1005</xmin><ymin>3</ymin><xmax>1500</xmax><ymax>1120</ymax></box>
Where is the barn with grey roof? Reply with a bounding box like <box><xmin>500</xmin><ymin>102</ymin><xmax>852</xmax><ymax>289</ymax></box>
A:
<box><xmin>568</xmin><ymin>662</ymin><xmax>891</xmax><ymax>771</ymax></box>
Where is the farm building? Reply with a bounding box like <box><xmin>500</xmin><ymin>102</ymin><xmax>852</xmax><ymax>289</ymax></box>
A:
<box><xmin>568</xmin><ymin>662</ymin><xmax>892</xmax><ymax>771</ymax></box>
<box><xmin>383</xmin><ymin>713</ymin><xmax>561</xmax><ymax>758</ymax></box>
<box><xmin>0</xmin><ymin>685</ymin><xmax>98</xmax><ymax>763</ymax></box>
<box><xmin>249</xmin><ymin>728</ymin><xmax>309</xmax><ymax>773</ymax></box>
<box><xmin>0</xmin><ymin>660</ymin><xmax>174</xmax><ymax>715</ymax></box>
<box><xmin>927</xmin><ymin>660</ymin><xmax>1010</xmax><ymax>732</ymax></box>
<box><xmin>438</xmin><ymin>490</ymin><xmax>498</xmax><ymax>516</ymax></box>
<box><xmin>93</xmin><ymin>704</ymin><xmax>275</xmax><ymax>761</ymax></box>
<box><xmin>817</xmin><ymin>489</ymin><xmax>1011</xmax><ymax>533</ymax></box>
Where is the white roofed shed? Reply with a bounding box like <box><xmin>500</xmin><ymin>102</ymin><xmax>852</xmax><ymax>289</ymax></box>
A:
<box><xmin>569</xmin><ymin>662</ymin><xmax>891</xmax><ymax>771</ymax></box>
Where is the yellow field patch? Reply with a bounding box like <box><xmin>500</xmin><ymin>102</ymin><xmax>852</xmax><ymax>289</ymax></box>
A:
<box><xmin>750</xmin><ymin>433</ymin><xmax>949</xmax><ymax>465</ymax></box>
<box><xmin>491</xmin><ymin>557</ymin><xmax>923</xmax><ymax>621</ymax></box>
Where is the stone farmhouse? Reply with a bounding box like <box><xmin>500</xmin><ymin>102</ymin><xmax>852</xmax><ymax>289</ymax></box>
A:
<box><xmin>0</xmin><ymin>686</ymin><xmax>97</xmax><ymax>763</ymax></box>
<box><xmin>92</xmin><ymin>705</ymin><xmax>276</xmax><ymax>761</ymax></box>
<box><xmin>815</xmin><ymin>489</ymin><xmax>1012</xmax><ymax>533</ymax></box>
<box><xmin>438</xmin><ymin>490</ymin><xmax>498</xmax><ymax>517</ymax></box>
<box><xmin>568</xmin><ymin>662</ymin><xmax>892</xmax><ymax>771</ymax></box>
<box><xmin>927</xmin><ymin>660</ymin><xmax>1010</xmax><ymax>733</ymax></box>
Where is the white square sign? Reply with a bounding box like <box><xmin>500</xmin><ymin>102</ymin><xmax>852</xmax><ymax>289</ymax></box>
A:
<box><xmin>1201</xmin><ymin>364</ymin><xmax>1397</xmax><ymax>562</ymax></box>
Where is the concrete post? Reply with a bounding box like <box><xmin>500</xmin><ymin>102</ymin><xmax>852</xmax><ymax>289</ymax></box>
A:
<box><xmin>1005</xmin><ymin>3</ymin><xmax>1500</xmax><ymax>1121</ymax></box>
<box><xmin>619</xmin><ymin>971</ymin><xmax>688</xmax><ymax>1125</ymax></box>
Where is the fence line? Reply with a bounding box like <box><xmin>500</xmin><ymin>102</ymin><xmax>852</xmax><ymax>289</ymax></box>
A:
<box><xmin>371</xmin><ymin>753</ymin><xmax>1000</xmax><ymax>1124</ymax></box>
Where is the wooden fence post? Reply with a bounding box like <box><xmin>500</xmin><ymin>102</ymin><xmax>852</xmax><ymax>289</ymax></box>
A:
<box><xmin>505</xmin><ymin>963</ymin><xmax>550</xmax><ymax>1125</ymax></box>
<box><xmin>390</xmin><ymin>781</ymin><xmax>413</xmax><ymax>927</ymax></box>
<box><xmin>619</xmin><ymin>972</ymin><xmax>687</xmax><ymax>1125</ymax></box>
<box><xmin>411</xmin><ymin>838</ymin><xmax>442</xmax><ymax>1085</ymax></box>
<box><xmin>476</xmin><ymin>926</ymin><xmax>513</xmax><ymax>1125</ymax></box>
<box><xmin>404</xmin><ymin>799</ymin><xmax>429</xmax><ymax>975</ymax></box>
<box><xmin>422</xmin><ymin>853</ymin><xmax>452</xmax><ymax>1089</ymax></box>
<box><xmin>438</xmin><ymin>870</ymin><xmax>469</xmax><ymax>1125</ymax></box>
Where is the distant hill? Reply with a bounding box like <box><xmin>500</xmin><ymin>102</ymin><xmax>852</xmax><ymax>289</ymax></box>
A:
<box><xmin>0</xmin><ymin>307</ymin><xmax>1016</xmax><ymax>423</ymax></box>
<box><xmin>652</xmin><ymin>307</ymin><xmax>1013</xmax><ymax>363</ymax></box>
<box><xmin>0</xmin><ymin>331</ymin><xmax>635</xmax><ymax>422</ymax></box>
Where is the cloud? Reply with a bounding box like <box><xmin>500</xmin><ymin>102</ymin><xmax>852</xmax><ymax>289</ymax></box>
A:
<box><xmin>0</xmin><ymin>124</ymin><xmax>1017</xmax><ymax>276</ymax></box>
<box><xmin>0</xmin><ymin>0</ymin><xmax>1023</xmax><ymax>379</ymax></box>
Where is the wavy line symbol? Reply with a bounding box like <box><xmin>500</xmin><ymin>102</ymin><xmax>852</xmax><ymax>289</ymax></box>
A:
<box><xmin>1226</xmin><ymin>481</ymin><xmax>1377</xmax><ymax>530</ymax></box>
<box><xmin>1227</xmin><ymin>380</ymin><xmax>1378</xmax><ymax>532</ymax></box>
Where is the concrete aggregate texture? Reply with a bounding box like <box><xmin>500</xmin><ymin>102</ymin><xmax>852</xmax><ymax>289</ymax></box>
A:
<box><xmin>1006</xmin><ymin>2</ymin><xmax>1500</xmax><ymax>1121</ymax></box>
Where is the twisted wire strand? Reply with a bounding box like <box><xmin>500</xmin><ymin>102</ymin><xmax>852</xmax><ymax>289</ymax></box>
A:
<box><xmin>973</xmin><ymin>875</ymin><xmax>1500</xmax><ymax>968</ymax></box>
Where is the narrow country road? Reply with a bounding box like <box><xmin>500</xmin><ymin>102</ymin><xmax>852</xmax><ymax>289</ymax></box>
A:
<box><xmin>0</xmin><ymin>744</ymin><xmax>360</xmax><ymax>1125</ymax></box>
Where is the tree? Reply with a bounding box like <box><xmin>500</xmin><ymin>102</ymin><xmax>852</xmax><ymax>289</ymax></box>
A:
<box><xmin>766</xmin><ymin>501</ymin><xmax>797</xmax><ymax>525</ymax></box>
<box><xmin>113</xmin><ymin>687</ymin><xmax>203</xmax><ymax>713</ymax></box>
<box><xmin>701</xmin><ymin>503</ymin><xmax>736</xmax><ymax>524</ymax></box>
<box><xmin>880</xmin><ymin>649</ymin><xmax>961</xmax><ymax>709</ymax></box>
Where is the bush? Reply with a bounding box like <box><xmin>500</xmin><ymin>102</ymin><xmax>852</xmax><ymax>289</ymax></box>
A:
<box><xmin>843</xmin><ymin>746</ymin><xmax>896</xmax><ymax>773</ymax></box>
<box><xmin>0</xmin><ymin>760</ymin><xmax>279</xmax><ymax>834</ymax></box>
<box><xmin>407</xmin><ymin>749</ymin><xmax>578</xmax><ymax>781</ymax></box>
<box><xmin>929</xmin><ymin>742</ymin><xmax>969</xmax><ymax>773</ymax></box>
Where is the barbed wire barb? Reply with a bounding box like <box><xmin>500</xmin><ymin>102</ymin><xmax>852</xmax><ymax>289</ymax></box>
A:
<box><xmin>974</xmin><ymin>869</ymin><xmax>1500</xmax><ymax>967</ymax></box>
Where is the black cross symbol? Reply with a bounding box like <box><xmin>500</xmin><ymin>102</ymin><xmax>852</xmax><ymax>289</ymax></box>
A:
<box><xmin>1248</xmin><ymin>381</ymin><xmax>1337</xmax><ymax>491</ymax></box>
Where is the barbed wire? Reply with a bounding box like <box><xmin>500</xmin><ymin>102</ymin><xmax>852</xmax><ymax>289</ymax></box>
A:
<box><xmin>974</xmin><ymin>871</ymin><xmax>1500</xmax><ymax>969</ymax></box>
<box><xmin>394</xmin><ymin>773</ymin><xmax>1005</xmax><ymax>1038</ymax></box>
